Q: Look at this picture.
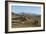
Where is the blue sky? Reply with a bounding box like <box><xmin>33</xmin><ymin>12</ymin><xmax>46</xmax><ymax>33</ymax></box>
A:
<box><xmin>12</xmin><ymin>6</ymin><xmax>41</xmax><ymax>15</ymax></box>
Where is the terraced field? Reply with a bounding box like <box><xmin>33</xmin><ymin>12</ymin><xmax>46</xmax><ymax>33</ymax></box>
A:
<box><xmin>11</xmin><ymin>12</ymin><xmax>41</xmax><ymax>28</ymax></box>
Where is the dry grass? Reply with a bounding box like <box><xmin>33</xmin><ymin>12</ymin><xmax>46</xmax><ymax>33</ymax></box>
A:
<box><xmin>11</xmin><ymin>12</ymin><xmax>41</xmax><ymax>28</ymax></box>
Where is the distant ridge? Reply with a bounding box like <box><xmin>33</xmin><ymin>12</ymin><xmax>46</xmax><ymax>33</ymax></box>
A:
<box><xmin>12</xmin><ymin>12</ymin><xmax>40</xmax><ymax>17</ymax></box>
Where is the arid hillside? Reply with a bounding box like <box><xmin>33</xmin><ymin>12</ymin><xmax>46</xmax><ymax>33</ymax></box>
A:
<box><xmin>11</xmin><ymin>12</ymin><xmax>41</xmax><ymax>28</ymax></box>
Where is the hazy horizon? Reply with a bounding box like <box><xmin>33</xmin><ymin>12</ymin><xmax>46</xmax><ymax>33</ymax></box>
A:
<box><xmin>12</xmin><ymin>6</ymin><xmax>41</xmax><ymax>15</ymax></box>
